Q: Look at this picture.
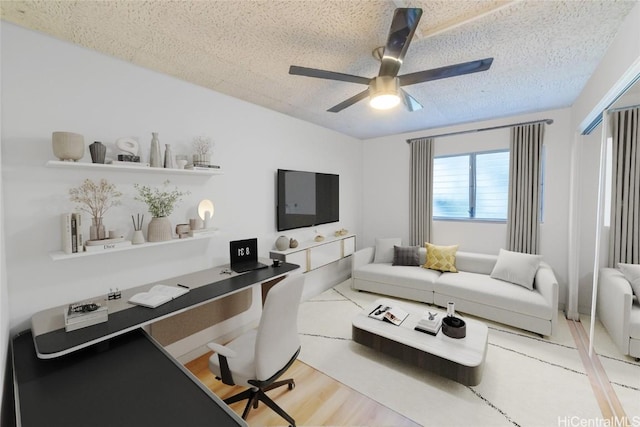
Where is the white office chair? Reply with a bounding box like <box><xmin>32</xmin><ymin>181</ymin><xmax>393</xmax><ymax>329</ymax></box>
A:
<box><xmin>207</xmin><ymin>274</ymin><xmax>305</xmax><ymax>427</ymax></box>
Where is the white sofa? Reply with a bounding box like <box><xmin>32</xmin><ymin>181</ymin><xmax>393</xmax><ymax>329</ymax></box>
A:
<box><xmin>352</xmin><ymin>245</ymin><xmax>559</xmax><ymax>336</ymax></box>
<box><xmin>597</xmin><ymin>268</ymin><xmax>640</xmax><ymax>359</ymax></box>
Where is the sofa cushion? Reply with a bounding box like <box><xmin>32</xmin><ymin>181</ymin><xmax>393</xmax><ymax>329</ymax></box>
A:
<box><xmin>435</xmin><ymin>271</ymin><xmax>553</xmax><ymax>320</ymax></box>
<box><xmin>423</xmin><ymin>243</ymin><xmax>458</xmax><ymax>273</ymax></box>
<box><xmin>374</xmin><ymin>238</ymin><xmax>401</xmax><ymax>263</ymax></box>
<box><xmin>455</xmin><ymin>252</ymin><xmax>497</xmax><ymax>275</ymax></box>
<box><xmin>618</xmin><ymin>263</ymin><xmax>640</xmax><ymax>298</ymax></box>
<box><xmin>353</xmin><ymin>263</ymin><xmax>441</xmax><ymax>292</ymax></box>
<box><xmin>490</xmin><ymin>249</ymin><xmax>542</xmax><ymax>290</ymax></box>
<box><xmin>393</xmin><ymin>246</ymin><xmax>420</xmax><ymax>266</ymax></box>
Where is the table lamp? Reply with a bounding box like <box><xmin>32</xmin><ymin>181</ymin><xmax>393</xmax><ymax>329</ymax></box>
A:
<box><xmin>198</xmin><ymin>199</ymin><xmax>215</xmax><ymax>229</ymax></box>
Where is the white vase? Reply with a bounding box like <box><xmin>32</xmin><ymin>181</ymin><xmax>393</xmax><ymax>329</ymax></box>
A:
<box><xmin>164</xmin><ymin>144</ymin><xmax>175</xmax><ymax>169</ymax></box>
<box><xmin>132</xmin><ymin>229</ymin><xmax>145</xmax><ymax>245</ymax></box>
<box><xmin>147</xmin><ymin>217</ymin><xmax>172</xmax><ymax>242</ymax></box>
<box><xmin>149</xmin><ymin>132</ymin><xmax>162</xmax><ymax>168</ymax></box>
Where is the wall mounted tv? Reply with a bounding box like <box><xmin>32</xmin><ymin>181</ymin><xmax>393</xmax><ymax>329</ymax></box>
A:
<box><xmin>277</xmin><ymin>169</ymin><xmax>339</xmax><ymax>231</ymax></box>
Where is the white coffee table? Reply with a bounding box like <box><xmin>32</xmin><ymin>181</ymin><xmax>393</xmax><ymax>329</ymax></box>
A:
<box><xmin>352</xmin><ymin>298</ymin><xmax>488</xmax><ymax>386</ymax></box>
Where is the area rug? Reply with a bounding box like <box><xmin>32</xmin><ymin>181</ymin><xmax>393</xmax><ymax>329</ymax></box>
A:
<box><xmin>296</xmin><ymin>280</ymin><xmax>637</xmax><ymax>427</ymax></box>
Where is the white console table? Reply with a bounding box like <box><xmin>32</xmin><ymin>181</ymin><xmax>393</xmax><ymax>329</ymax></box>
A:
<box><xmin>269</xmin><ymin>233</ymin><xmax>356</xmax><ymax>273</ymax></box>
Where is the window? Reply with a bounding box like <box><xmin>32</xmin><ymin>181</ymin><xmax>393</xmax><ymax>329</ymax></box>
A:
<box><xmin>433</xmin><ymin>150</ymin><xmax>509</xmax><ymax>220</ymax></box>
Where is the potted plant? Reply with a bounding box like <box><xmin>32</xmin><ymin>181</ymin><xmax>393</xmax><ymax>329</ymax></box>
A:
<box><xmin>69</xmin><ymin>179</ymin><xmax>122</xmax><ymax>241</ymax></box>
<box><xmin>134</xmin><ymin>180</ymin><xmax>190</xmax><ymax>242</ymax></box>
<box><xmin>192</xmin><ymin>135</ymin><xmax>213</xmax><ymax>166</ymax></box>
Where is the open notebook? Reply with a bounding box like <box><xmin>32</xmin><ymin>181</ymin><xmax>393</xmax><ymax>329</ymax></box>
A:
<box><xmin>129</xmin><ymin>284</ymin><xmax>189</xmax><ymax>308</ymax></box>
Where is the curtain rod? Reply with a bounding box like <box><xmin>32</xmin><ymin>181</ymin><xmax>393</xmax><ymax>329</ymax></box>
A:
<box><xmin>406</xmin><ymin>118</ymin><xmax>553</xmax><ymax>143</ymax></box>
<box><xmin>607</xmin><ymin>103</ymin><xmax>640</xmax><ymax>113</ymax></box>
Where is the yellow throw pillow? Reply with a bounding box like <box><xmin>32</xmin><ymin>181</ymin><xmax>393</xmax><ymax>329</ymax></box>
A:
<box><xmin>423</xmin><ymin>243</ymin><xmax>459</xmax><ymax>272</ymax></box>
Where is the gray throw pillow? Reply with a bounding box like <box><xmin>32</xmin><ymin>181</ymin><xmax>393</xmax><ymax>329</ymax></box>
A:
<box><xmin>392</xmin><ymin>246</ymin><xmax>420</xmax><ymax>266</ymax></box>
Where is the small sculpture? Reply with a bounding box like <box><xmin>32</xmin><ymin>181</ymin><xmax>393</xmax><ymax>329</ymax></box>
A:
<box><xmin>289</xmin><ymin>238</ymin><xmax>298</xmax><ymax>248</ymax></box>
<box><xmin>334</xmin><ymin>228</ymin><xmax>349</xmax><ymax>237</ymax></box>
<box><xmin>116</xmin><ymin>138</ymin><xmax>140</xmax><ymax>163</ymax></box>
<box><xmin>116</xmin><ymin>138</ymin><xmax>139</xmax><ymax>156</ymax></box>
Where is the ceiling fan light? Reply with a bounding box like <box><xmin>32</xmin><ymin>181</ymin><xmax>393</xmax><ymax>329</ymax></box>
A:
<box><xmin>370</xmin><ymin>94</ymin><xmax>401</xmax><ymax>110</ymax></box>
<box><xmin>369</xmin><ymin>76</ymin><xmax>401</xmax><ymax>110</ymax></box>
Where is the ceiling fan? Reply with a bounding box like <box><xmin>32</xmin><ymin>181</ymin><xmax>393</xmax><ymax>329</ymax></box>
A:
<box><xmin>289</xmin><ymin>8</ymin><xmax>493</xmax><ymax>113</ymax></box>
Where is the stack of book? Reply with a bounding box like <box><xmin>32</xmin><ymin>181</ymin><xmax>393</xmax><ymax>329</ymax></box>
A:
<box><xmin>61</xmin><ymin>213</ymin><xmax>83</xmax><ymax>254</ymax></box>
<box><xmin>415</xmin><ymin>310</ymin><xmax>442</xmax><ymax>335</ymax></box>
<box><xmin>84</xmin><ymin>237</ymin><xmax>132</xmax><ymax>252</ymax></box>
<box><xmin>64</xmin><ymin>302</ymin><xmax>108</xmax><ymax>332</ymax></box>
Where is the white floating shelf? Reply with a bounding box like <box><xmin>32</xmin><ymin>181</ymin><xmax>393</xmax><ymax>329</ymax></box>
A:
<box><xmin>50</xmin><ymin>230</ymin><xmax>219</xmax><ymax>260</ymax></box>
<box><xmin>46</xmin><ymin>160</ymin><xmax>223</xmax><ymax>176</ymax></box>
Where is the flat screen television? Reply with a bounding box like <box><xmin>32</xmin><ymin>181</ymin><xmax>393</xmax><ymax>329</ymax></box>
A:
<box><xmin>277</xmin><ymin>169</ymin><xmax>339</xmax><ymax>231</ymax></box>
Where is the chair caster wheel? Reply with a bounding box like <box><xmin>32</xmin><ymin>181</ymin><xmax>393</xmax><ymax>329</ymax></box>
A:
<box><xmin>288</xmin><ymin>381</ymin><xmax>295</xmax><ymax>390</ymax></box>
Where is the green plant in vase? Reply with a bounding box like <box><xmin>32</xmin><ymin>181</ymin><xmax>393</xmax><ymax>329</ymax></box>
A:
<box><xmin>134</xmin><ymin>180</ymin><xmax>190</xmax><ymax>242</ymax></box>
<box><xmin>69</xmin><ymin>178</ymin><xmax>122</xmax><ymax>241</ymax></box>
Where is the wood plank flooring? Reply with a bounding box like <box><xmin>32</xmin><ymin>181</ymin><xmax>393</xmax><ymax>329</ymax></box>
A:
<box><xmin>567</xmin><ymin>319</ymin><xmax>631</xmax><ymax>427</ymax></box>
<box><xmin>185</xmin><ymin>351</ymin><xmax>420</xmax><ymax>427</ymax></box>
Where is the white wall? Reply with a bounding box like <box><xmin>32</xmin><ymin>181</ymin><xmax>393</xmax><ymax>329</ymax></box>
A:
<box><xmin>361</xmin><ymin>109</ymin><xmax>573</xmax><ymax>309</ymax></box>
<box><xmin>0</xmin><ymin>22</ymin><xmax>363</xmax><ymax>335</ymax></box>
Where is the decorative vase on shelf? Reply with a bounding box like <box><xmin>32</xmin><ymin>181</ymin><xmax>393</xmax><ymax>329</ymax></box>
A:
<box><xmin>52</xmin><ymin>131</ymin><xmax>85</xmax><ymax>162</ymax></box>
<box><xmin>89</xmin><ymin>141</ymin><xmax>107</xmax><ymax>164</ymax></box>
<box><xmin>193</xmin><ymin>153</ymin><xmax>209</xmax><ymax>167</ymax></box>
<box><xmin>132</xmin><ymin>229</ymin><xmax>145</xmax><ymax>245</ymax></box>
<box><xmin>149</xmin><ymin>132</ymin><xmax>162</xmax><ymax>168</ymax></box>
<box><xmin>164</xmin><ymin>144</ymin><xmax>174</xmax><ymax>169</ymax></box>
<box><xmin>90</xmin><ymin>217</ymin><xmax>106</xmax><ymax>241</ymax></box>
<box><xmin>147</xmin><ymin>217</ymin><xmax>172</xmax><ymax>242</ymax></box>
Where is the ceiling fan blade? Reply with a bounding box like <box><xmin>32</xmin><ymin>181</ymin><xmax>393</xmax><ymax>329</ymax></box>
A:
<box><xmin>327</xmin><ymin>89</ymin><xmax>370</xmax><ymax>113</ymax></box>
<box><xmin>399</xmin><ymin>58</ymin><xmax>494</xmax><ymax>87</ymax></box>
<box><xmin>378</xmin><ymin>8</ymin><xmax>423</xmax><ymax>78</ymax></box>
<box><xmin>289</xmin><ymin>65</ymin><xmax>370</xmax><ymax>85</ymax></box>
<box><xmin>400</xmin><ymin>89</ymin><xmax>423</xmax><ymax>112</ymax></box>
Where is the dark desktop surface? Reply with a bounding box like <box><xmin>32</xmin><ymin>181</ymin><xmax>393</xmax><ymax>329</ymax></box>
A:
<box><xmin>34</xmin><ymin>262</ymin><xmax>299</xmax><ymax>357</ymax></box>
<box><xmin>12</xmin><ymin>329</ymin><xmax>244</xmax><ymax>427</ymax></box>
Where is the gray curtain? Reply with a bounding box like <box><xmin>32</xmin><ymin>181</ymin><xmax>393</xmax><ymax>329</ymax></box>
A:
<box><xmin>409</xmin><ymin>137</ymin><xmax>434</xmax><ymax>246</ymax></box>
<box><xmin>608</xmin><ymin>107</ymin><xmax>640</xmax><ymax>266</ymax></box>
<box><xmin>506</xmin><ymin>123</ymin><xmax>544</xmax><ymax>254</ymax></box>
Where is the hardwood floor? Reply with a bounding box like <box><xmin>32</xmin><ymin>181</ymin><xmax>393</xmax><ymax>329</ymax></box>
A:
<box><xmin>185</xmin><ymin>351</ymin><xmax>420</xmax><ymax>427</ymax></box>
<box><xmin>567</xmin><ymin>319</ymin><xmax>631</xmax><ymax>426</ymax></box>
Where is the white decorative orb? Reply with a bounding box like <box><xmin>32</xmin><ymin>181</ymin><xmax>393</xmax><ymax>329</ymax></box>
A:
<box><xmin>275</xmin><ymin>236</ymin><xmax>289</xmax><ymax>251</ymax></box>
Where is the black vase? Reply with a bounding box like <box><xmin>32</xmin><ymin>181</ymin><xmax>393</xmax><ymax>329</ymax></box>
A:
<box><xmin>89</xmin><ymin>141</ymin><xmax>106</xmax><ymax>164</ymax></box>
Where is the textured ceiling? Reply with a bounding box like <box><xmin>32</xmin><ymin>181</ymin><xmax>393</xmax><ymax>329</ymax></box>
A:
<box><xmin>1</xmin><ymin>0</ymin><xmax>637</xmax><ymax>139</ymax></box>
